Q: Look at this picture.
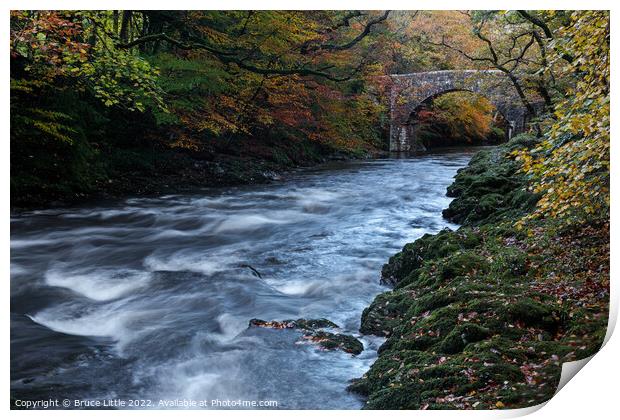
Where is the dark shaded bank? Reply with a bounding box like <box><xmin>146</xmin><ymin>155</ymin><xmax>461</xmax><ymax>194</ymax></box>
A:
<box><xmin>351</xmin><ymin>134</ymin><xmax>609</xmax><ymax>409</ymax></box>
<box><xmin>11</xmin><ymin>128</ymin><xmax>382</xmax><ymax>212</ymax></box>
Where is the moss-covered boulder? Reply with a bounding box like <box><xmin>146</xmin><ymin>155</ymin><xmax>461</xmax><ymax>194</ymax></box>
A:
<box><xmin>505</xmin><ymin>298</ymin><xmax>560</xmax><ymax>329</ymax></box>
<box><xmin>301</xmin><ymin>331</ymin><xmax>364</xmax><ymax>355</ymax></box>
<box><xmin>439</xmin><ymin>323</ymin><xmax>490</xmax><ymax>354</ymax></box>
<box><xmin>381</xmin><ymin>228</ymin><xmax>482</xmax><ymax>288</ymax></box>
<box><xmin>360</xmin><ymin>290</ymin><xmax>416</xmax><ymax>336</ymax></box>
<box><xmin>442</xmin><ymin>135</ymin><xmax>540</xmax><ymax>226</ymax></box>
<box><xmin>249</xmin><ymin>318</ymin><xmax>338</xmax><ymax>330</ymax></box>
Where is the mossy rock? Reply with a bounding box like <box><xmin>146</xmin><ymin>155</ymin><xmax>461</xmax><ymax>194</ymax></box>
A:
<box><xmin>364</xmin><ymin>384</ymin><xmax>422</xmax><ymax>410</ymax></box>
<box><xmin>249</xmin><ymin>317</ymin><xmax>339</xmax><ymax>330</ymax></box>
<box><xmin>406</xmin><ymin>289</ymin><xmax>459</xmax><ymax>316</ymax></box>
<box><xmin>290</xmin><ymin>318</ymin><xmax>339</xmax><ymax>330</ymax></box>
<box><xmin>442</xmin><ymin>142</ymin><xmax>538</xmax><ymax>226</ymax></box>
<box><xmin>248</xmin><ymin>317</ymin><xmax>362</xmax><ymax>354</ymax></box>
<box><xmin>505</xmin><ymin>298</ymin><xmax>559</xmax><ymax>329</ymax></box>
<box><xmin>381</xmin><ymin>334</ymin><xmax>436</xmax><ymax>353</ymax></box>
<box><xmin>438</xmin><ymin>251</ymin><xmax>487</xmax><ymax>281</ymax></box>
<box><xmin>346</xmin><ymin>378</ymin><xmax>369</xmax><ymax>395</ymax></box>
<box><xmin>360</xmin><ymin>290</ymin><xmax>415</xmax><ymax>336</ymax></box>
<box><xmin>381</xmin><ymin>228</ymin><xmax>481</xmax><ymax>287</ymax></box>
<box><xmin>504</xmin><ymin>133</ymin><xmax>540</xmax><ymax>151</ymax></box>
<box><xmin>305</xmin><ymin>331</ymin><xmax>363</xmax><ymax>355</ymax></box>
<box><xmin>439</xmin><ymin>323</ymin><xmax>490</xmax><ymax>354</ymax></box>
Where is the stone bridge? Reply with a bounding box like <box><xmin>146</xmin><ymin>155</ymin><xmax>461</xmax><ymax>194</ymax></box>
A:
<box><xmin>388</xmin><ymin>70</ymin><xmax>531</xmax><ymax>152</ymax></box>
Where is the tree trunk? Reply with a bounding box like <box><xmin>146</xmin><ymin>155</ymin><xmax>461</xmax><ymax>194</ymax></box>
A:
<box><xmin>119</xmin><ymin>11</ymin><xmax>132</xmax><ymax>43</ymax></box>
<box><xmin>113</xmin><ymin>10</ymin><xmax>119</xmax><ymax>35</ymax></box>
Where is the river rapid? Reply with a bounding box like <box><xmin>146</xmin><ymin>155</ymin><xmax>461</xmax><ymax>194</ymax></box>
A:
<box><xmin>11</xmin><ymin>150</ymin><xmax>474</xmax><ymax>409</ymax></box>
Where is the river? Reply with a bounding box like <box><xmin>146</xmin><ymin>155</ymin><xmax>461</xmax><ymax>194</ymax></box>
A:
<box><xmin>10</xmin><ymin>149</ymin><xmax>474</xmax><ymax>409</ymax></box>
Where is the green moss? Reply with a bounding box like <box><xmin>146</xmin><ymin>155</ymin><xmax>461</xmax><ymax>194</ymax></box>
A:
<box><xmin>504</xmin><ymin>133</ymin><xmax>539</xmax><ymax>151</ymax></box>
<box><xmin>360</xmin><ymin>290</ymin><xmax>416</xmax><ymax>336</ymax></box>
<box><xmin>505</xmin><ymin>298</ymin><xmax>559</xmax><ymax>329</ymax></box>
<box><xmin>381</xmin><ymin>228</ymin><xmax>482</xmax><ymax>287</ymax></box>
<box><xmin>442</xmin><ymin>141</ymin><xmax>539</xmax><ymax>225</ymax></box>
<box><xmin>365</xmin><ymin>385</ymin><xmax>422</xmax><ymax>410</ymax></box>
<box><xmin>439</xmin><ymin>252</ymin><xmax>487</xmax><ymax>281</ymax></box>
<box><xmin>407</xmin><ymin>290</ymin><xmax>459</xmax><ymax>316</ymax></box>
<box><xmin>289</xmin><ymin>318</ymin><xmax>339</xmax><ymax>330</ymax></box>
<box><xmin>310</xmin><ymin>331</ymin><xmax>364</xmax><ymax>355</ymax></box>
<box><xmin>440</xmin><ymin>323</ymin><xmax>490</xmax><ymax>354</ymax></box>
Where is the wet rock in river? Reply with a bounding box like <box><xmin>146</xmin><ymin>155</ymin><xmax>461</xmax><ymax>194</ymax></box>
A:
<box><xmin>248</xmin><ymin>318</ymin><xmax>363</xmax><ymax>355</ymax></box>
<box><xmin>249</xmin><ymin>318</ymin><xmax>339</xmax><ymax>330</ymax></box>
<box><xmin>299</xmin><ymin>331</ymin><xmax>364</xmax><ymax>355</ymax></box>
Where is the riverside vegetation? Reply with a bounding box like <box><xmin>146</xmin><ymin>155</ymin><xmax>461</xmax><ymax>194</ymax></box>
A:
<box><xmin>350</xmin><ymin>134</ymin><xmax>609</xmax><ymax>409</ymax></box>
<box><xmin>346</xmin><ymin>10</ymin><xmax>610</xmax><ymax>409</ymax></box>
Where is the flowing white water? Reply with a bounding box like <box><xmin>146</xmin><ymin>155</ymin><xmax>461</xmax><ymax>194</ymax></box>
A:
<box><xmin>11</xmin><ymin>151</ymin><xmax>473</xmax><ymax>409</ymax></box>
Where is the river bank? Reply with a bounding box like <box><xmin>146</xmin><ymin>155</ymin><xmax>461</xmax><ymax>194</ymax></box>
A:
<box><xmin>11</xmin><ymin>129</ymin><xmax>385</xmax><ymax>212</ymax></box>
<box><xmin>350</xmin><ymin>134</ymin><xmax>610</xmax><ymax>409</ymax></box>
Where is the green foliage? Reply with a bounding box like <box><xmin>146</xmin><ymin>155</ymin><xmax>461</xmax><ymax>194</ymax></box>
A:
<box><xmin>77</xmin><ymin>50</ymin><xmax>165</xmax><ymax>112</ymax></box>
<box><xmin>11</xmin><ymin>11</ymin><xmax>165</xmax><ymax>113</ymax></box>
<box><xmin>10</xmin><ymin>83</ymin><xmax>76</xmax><ymax>144</ymax></box>
<box><xmin>147</xmin><ymin>53</ymin><xmax>232</xmax><ymax>127</ymax></box>
<box><xmin>11</xmin><ymin>10</ymin><xmax>392</xmax><ymax>205</ymax></box>
<box><xmin>10</xmin><ymin>10</ymin><xmax>170</xmax><ymax>205</ymax></box>
<box><xmin>10</xmin><ymin>80</ymin><xmax>110</xmax><ymax>204</ymax></box>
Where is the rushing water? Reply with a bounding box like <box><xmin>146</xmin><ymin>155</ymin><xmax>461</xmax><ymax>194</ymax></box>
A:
<box><xmin>11</xmin><ymin>150</ymin><xmax>474</xmax><ymax>409</ymax></box>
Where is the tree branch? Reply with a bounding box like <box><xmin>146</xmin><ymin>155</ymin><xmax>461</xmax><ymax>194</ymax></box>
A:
<box><xmin>304</xmin><ymin>10</ymin><xmax>390</xmax><ymax>53</ymax></box>
<box><xmin>517</xmin><ymin>10</ymin><xmax>553</xmax><ymax>39</ymax></box>
<box><xmin>117</xmin><ymin>33</ymin><xmax>360</xmax><ymax>81</ymax></box>
<box><xmin>518</xmin><ymin>10</ymin><xmax>574</xmax><ymax>62</ymax></box>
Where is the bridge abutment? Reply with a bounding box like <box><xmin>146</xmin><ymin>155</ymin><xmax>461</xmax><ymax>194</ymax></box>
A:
<box><xmin>390</xmin><ymin>123</ymin><xmax>427</xmax><ymax>154</ymax></box>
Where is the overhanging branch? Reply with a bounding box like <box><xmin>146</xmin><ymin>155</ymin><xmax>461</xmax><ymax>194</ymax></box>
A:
<box><xmin>117</xmin><ymin>33</ymin><xmax>361</xmax><ymax>81</ymax></box>
<box><xmin>309</xmin><ymin>10</ymin><xmax>390</xmax><ymax>52</ymax></box>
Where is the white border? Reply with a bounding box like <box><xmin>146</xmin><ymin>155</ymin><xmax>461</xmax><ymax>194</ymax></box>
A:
<box><xmin>3</xmin><ymin>2</ymin><xmax>618</xmax><ymax>419</ymax></box>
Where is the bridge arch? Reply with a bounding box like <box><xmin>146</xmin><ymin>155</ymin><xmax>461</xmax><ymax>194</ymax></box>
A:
<box><xmin>389</xmin><ymin>70</ymin><xmax>531</xmax><ymax>152</ymax></box>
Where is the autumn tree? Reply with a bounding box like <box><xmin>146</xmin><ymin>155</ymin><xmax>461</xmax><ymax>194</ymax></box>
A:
<box><xmin>423</xmin><ymin>11</ymin><xmax>575</xmax><ymax>122</ymax></box>
<box><xmin>516</xmin><ymin>10</ymin><xmax>609</xmax><ymax>222</ymax></box>
<box><xmin>10</xmin><ymin>10</ymin><xmax>395</xmax><ymax>200</ymax></box>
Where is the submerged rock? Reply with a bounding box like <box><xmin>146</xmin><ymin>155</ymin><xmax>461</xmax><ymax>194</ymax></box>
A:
<box><xmin>248</xmin><ymin>317</ymin><xmax>363</xmax><ymax>355</ymax></box>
